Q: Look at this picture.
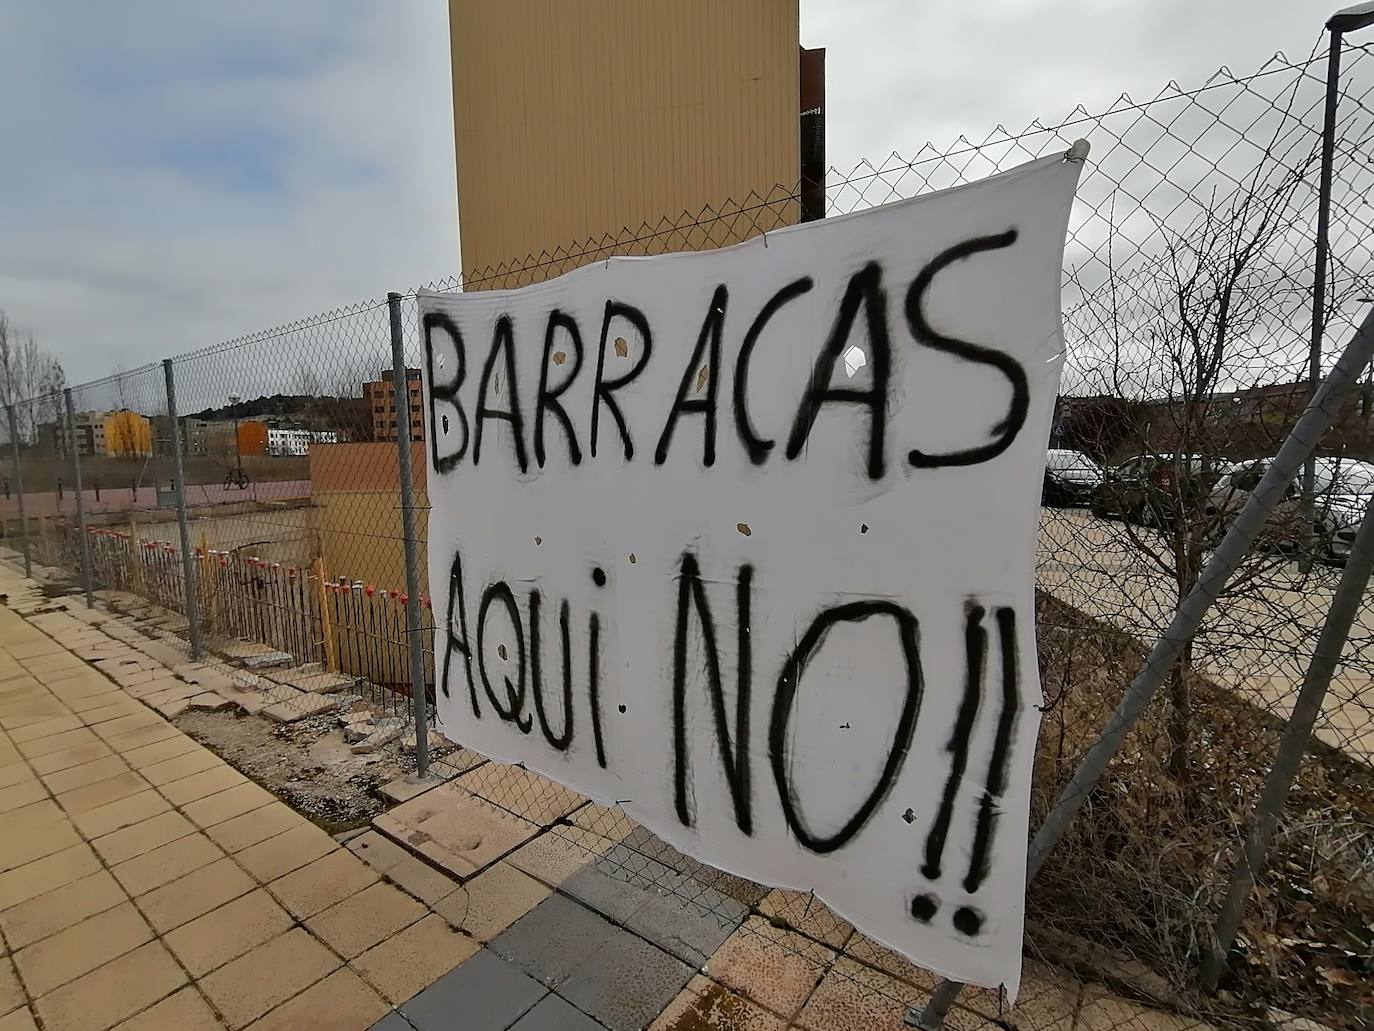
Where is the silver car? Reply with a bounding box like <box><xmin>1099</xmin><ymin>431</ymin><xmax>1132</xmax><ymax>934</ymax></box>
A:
<box><xmin>1206</xmin><ymin>456</ymin><xmax>1374</xmax><ymax>561</ymax></box>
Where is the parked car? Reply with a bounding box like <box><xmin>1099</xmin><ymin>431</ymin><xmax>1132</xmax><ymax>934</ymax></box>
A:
<box><xmin>1042</xmin><ymin>449</ymin><xmax>1103</xmax><ymax>506</ymax></box>
<box><xmin>1205</xmin><ymin>456</ymin><xmax>1374</xmax><ymax>562</ymax></box>
<box><xmin>1090</xmin><ymin>453</ymin><xmax>1223</xmax><ymax>526</ymax></box>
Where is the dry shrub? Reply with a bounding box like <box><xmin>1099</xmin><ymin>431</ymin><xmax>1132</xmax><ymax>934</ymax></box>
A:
<box><xmin>1030</xmin><ymin>592</ymin><xmax>1374</xmax><ymax>1029</ymax></box>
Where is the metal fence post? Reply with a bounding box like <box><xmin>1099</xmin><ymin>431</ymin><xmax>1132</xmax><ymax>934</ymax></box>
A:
<box><xmin>914</xmin><ymin>303</ymin><xmax>1374</xmax><ymax>1029</ymax></box>
<box><xmin>388</xmin><ymin>292</ymin><xmax>430</xmax><ymax>778</ymax></box>
<box><xmin>1202</xmin><ymin>490</ymin><xmax>1374</xmax><ymax>987</ymax></box>
<box><xmin>6</xmin><ymin>404</ymin><xmax>30</xmax><ymax>579</ymax></box>
<box><xmin>162</xmin><ymin>360</ymin><xmax>203</xmax><ymax>661</ymax></box>
<box><xmin>63</xmin><ymin>390</ymin><xmax>94</xmax><ymax>608</ymax></box>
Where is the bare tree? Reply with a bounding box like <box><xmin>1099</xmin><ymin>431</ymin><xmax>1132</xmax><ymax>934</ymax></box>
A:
<box><xmin>293</xmin><ymin>362</ymin><xmax>324</xmax><ymax>398</ymax></box>
<box><xmin>1063</xmin><ymin>144</ymin><xmax>1318</xmax><ymax>777</ymax></box>
<box><xmin>0</xmin><ymin>308</ymin><xmax>68</xmax><ymax>448</ymax></box>
<box><xmin>330</xmin><ymin>355</ymin><xmax>387</xmax><ymax>399</ymax></box>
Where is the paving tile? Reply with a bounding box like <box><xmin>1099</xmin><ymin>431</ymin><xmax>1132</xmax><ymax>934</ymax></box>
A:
<box><xmin>246</xmin><ymin>967</ymin><xmax>389</xmax><ymax>1031</ymax></box>
<box><xmin>57</xmin><ymin>770</ymin><xmax>149</xmax><ymax>814</ymax></box>
<box><xmin>758</xmin><ymin>890</ymin><xmax>854</xmax><ymax>950</ymax></box>
<box><xmin>269</xmin><ymin>849</ymin><xmax>379</xmax><ymax>919</ymax></box>
<box><xmin>505</xmin><ymin>826</ymin><xmax>607</xmax><ymax>887</ymax></box>
<box><xmin>0</xmin><ymin>781</ymin><xmax>47</xmax><ymax>817</ymax></box>
<box><xmin>0</xmin><ymin>957</ymin><xmax>21</xmax><ymax>1016</ymax></box>
<box><xmin>347</xmin><ymin>830</ymin><xmax>411</xmax><ymax>872</ymax></box>
<box><xmin>432</xmin><ymin>862</ymin><xmax>551</xmax><ymax>942</ymax></box>
<box><xmin>5</xmin><ymin>800</ymin><xmax>64</xmax><ymax>834</ymax></box>
<box><xmin>0</xmin><ymin>1006</ymin><xmax>36</xmax><ymax>1030</ymax></box>
<box><xmin>0</xmin><ymin>871</ymin><xmax>125</xmax><ymax>950</ymax></box>
<box><xmin>398</xmin><ymin>948</ymin><xmax>543</xmax><ymax>1031</ymax></box>
<box><xmin>17</xmin><ymin>727</ymin><xmax>98</xmax><ymax>759</ymax></box>
<box><xmin>141</xmin><ymin>683</ymin><xmax>202</xmax><ymax>708</ymax></box>
<box><xmin>159</xmin><ymin>765</ymin><xmax>246</xmax><ymax>805</ymax></box>
<box><xmin>507</xmin><ymin>994</ymin><xmax>604</xmax><ymax>1031</ymax></box>
<box><xmin>33</xmin><ymin>941</ymin><xmax>186</xmax><ymax>1031</ymax></box>
<box><xmin>76</xmin><ymin>700</ymin><xmax>147</xmax><ymax>728</ymax></box>
<box><xmin>112</xmin><ymin>833</ymin><xmax>224</xmax><ymax>896</ymax></box>
<box><xmin>65</xmin><ymin>692</ymin><xmax>127</xmax><ymax>716</ymax></box>
<box><xmin>998</xmin><ymin>963</ymin><xmax>1081</xmax><ymax>1031</ymax></box>
<box><xmin>0</xmin><ymin>764</ymin><xmax>33</xmax><ymax>790</ymax></box>
<box><xmin>164</xmin><ymin>889</ymin><xmax>293</xmax><ymax>978</ymax></box>
<box><xmin>366</xmin><ymin>1013</ymin><xmax>414</xmax><ymax>1031</ymax></box>
<box><xmin>0</xmin><ymin>844</ymin><xmax>102</xmax><ymax>910</ymax></box>
<box><xmin>121</xmin><ymin>735</ymin><xmax>198</xmax><ymax>769</ymax></box>
<box><xmin>109</xmin><ymin>987</ymin><xmax>223</xmax><ymax>1031</ymax></box>
<box><xmin>1076</xmin><ymin>985</ymin><xmax>1197</xmax><ymax>1031</ymax></box>
<box><xmin>41</xmin><ymin>755</ymin><xmax>130</xmax><ymax>795</ymax></box>
<box><xmin>703</xmin><ymin>917</ymin><xmax>836</xmax><ymax>1020</ymax></box>
<box><xmin>102</xmin><ymin>723</ymin><xmax>180</xmax><ymax>754</ymax></box>
<box><xmin>93</xmin><ymin>710</ymin><xmax>165</xmax><ymax>741</ymax></box>
<box><xmin>204</xmin><ymin>802</ymin><xmax>301</xmax><ymax>853</ymax></box>
<box><xmin>183</xmin><ymin>781</ymin><xmax>275</xmax><ymax>829</ymax></box>
<box><xmin>200</xmin><ymin>927</ymin><xmax>339</xmax><ymax>1030</ymax></box>
<box><xmin>793</xmin><ymin>956</ymin><xmax>993</xmax><ymax>1031</ymax></box>
<box><xmin>382</xmin><ymin>852</ymin><xmax>461</xmax><ymax>907</ymax></box>
<box><xmin>14</xmin><ymin>902</ymin><xmax>154</xmax><ymax>998</ymax></box>
<box><xmin>353</xmin><ymin>914</ymin><xmax>480</xmax><ymax>1005</ymax></box>
<box><xmin>140</xmin><ymin>748</ymin><xmax>221</xmax><ymax>787</ymax></box>
<box><xmin>92</xmin><ymin>810</ymin><xmax>196</xmax><ymax>865</ymax></box>
<box><xmin>137</xmin><ymin>857</ymin><xmax>256</xmax><ymax>933</ymax></box>
<box><xmin>649</xmin><ymin>974</ymin><xmax>785</xmax><ymax>1031</ymax></box>
<box><xmin>9</xmin><ymin>715</ymin><xmax>83</xmax><ymax>744</ymax></box>
<box><xmin>561</xmin><ymin>861</ymin><xmax>658</xmax><ymax>923</ymax></box>
<box><xmin>72</xmin><ymin>789</ymin><xmax>170</xmax><ymax>838</ymax></box>
<box><xmin>490</xmin><ymin>894</ymin><xmax>618</xmax><ymax>988</ymax></box>
<box><xmin>236</xmin><ymin>824</ymin><xmax>337</xmax><ymax>883</ymax></box>
<box><xmin>625</xmin><ymin>881</ymin><xmax>748</xmax><ymax>967</ymax></box>
<box><xmin>0</xmin><ymin>818</ymin><xmax>81</xmax><ymax>873</ymax></box>
<box><xmin>559</xmin><ymin>929</ymin><xmax>694</xmax><ymax>1031</ymax></box>
<box><xmin>455</xmin><ymin>765</ymin><xmax>585</xmax><ymax>827</ymax></box>
<box><xmin>29</xmin><ymin>741</ymin><xmax>114</xmax><ymax>775</ymax></box>
<box><xmin>307</xmin><ymin>882</ymin><xmax>426</xmax><ymax>959</ymax></box>
<box><xmin>374</xmin><ymin>786</ymin><xmax>539</xmax><ymax>879</ymax></box>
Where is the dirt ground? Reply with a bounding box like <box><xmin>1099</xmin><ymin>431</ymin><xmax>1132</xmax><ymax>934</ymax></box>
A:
<box><xmin>174</xmin><ymin>704</ymin><xmax>408</xmax><ymax>834</ymax></box>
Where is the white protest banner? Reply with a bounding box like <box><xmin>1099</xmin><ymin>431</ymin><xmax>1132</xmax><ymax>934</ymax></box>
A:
<box><xmin>420</xmin><ymin>146</ymin><xmax>1085</xmax><ymax>996</ymax></box>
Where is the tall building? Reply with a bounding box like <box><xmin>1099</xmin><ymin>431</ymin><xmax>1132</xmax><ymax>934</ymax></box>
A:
<box><xmin>448</xmin><ymin>0</ymin><xmax>812</xmax><ymax>280</ymax></box>
<box><xmin>362</xmin><ymin>369</ymin><xmax>424</xmax><ymax>442</ymax></box>
<box><xmin>54</xmin><ymin>410</ymin><xmax>153</xmax><ymax>458</ymax></box>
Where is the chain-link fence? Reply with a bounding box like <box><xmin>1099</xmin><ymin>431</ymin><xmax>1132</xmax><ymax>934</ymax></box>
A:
<box><xmin>3</xmin><ymin>37</ymin><xmax>1373</xmax><ymax>1031</ymax></box>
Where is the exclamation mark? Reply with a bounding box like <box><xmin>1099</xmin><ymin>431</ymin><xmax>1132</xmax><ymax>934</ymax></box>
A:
<box><xmin>911</xmin><ymin>603</ymin><xmax>986</xmax><ymax>924</ymax></box>
<box><xmin>954</xmin><ymin>607</ymin><xmax>1020</xmax><ymax>937</ymax></box>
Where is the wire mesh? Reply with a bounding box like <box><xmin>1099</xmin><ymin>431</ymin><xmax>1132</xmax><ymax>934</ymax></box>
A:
<box><xmin>2</xmin><ymin>40</ymin><xmax>1371</xmax><ymax>1031</ymax></box>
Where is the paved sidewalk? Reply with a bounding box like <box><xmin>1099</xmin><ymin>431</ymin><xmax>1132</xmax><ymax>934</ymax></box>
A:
<box><xmin>0</xmin><ymin>577</ymin><xmax>473</xmax><ymax>1031</ymax></box>
<box><xmin>0</xmin><ymin>559</ymin><xmax>1221</xmax><ymax>1031</ymax></box>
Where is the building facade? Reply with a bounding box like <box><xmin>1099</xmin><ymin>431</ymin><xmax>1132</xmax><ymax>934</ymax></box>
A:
<box><xmin>266</xmin><ymin>427</ymin><xmax>340</xmax><ymax>457</ymax></box>
<box><xmin>448</xmin><ymin>0</ymin><xmax>805</xmax><ymax>282</ymax></box>
<box><xmin>150</xmin><ymin>416</ymin><xmax>210</xmax><ymax>456</ymax></box>
<box><xmin>53</xmin><ymin>410</ymin><xmax>153</xmax><ymax>458</ymax></box>
<box><xmin>362</xmin><ymin>369</ymin><xmax>424</xmax><ymax>443</ymax></box>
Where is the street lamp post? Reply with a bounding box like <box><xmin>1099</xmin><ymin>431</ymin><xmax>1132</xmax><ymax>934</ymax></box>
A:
<box><xmin>1300</xmin><ymin>3</ymin><xmax>1374</xmax><ymax>570</ymax></box>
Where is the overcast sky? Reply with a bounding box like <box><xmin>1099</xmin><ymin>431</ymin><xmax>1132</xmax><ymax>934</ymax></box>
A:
<box><xmin>0</xmin><ymin>1</ymin><xmax>1345</xmax><ymax>382</ymax></box>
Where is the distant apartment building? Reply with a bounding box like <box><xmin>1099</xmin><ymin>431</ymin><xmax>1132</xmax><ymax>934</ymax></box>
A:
<box><xmin>54</xmin><ymin>410</ymin><xmax>153</xmax><ymax>458</ymax></box>
<box><xmin>267</xmin><ymin>426</ymin><xmax>340</xmax><ymax>457</ymax></box>
<box><xmin>150</xmin><ymin>416</ymin><xmax>210</xmax><ymax>456</ymax></box>
<box><xmin>362</xmin><ymin>369</ymin><xmax>424</xmax><ymax>442</ymax></box>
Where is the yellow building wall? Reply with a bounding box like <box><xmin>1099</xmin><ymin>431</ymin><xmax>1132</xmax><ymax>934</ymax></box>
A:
<box><xmin>103</xmin><ymin>412</ymin><xmax>151</xmax><ymax>457</ymax></box>
<box><xmin>450</xmin><ymin>0</ymin><xmax>800</xmax><ymax>283</ymax></box>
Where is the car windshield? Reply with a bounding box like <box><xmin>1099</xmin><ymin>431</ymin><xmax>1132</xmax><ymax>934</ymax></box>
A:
<box><xmin>1316</xmin><ymin>459</ymin><xmax>1374</xmax><ymax>496</ymax></box>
